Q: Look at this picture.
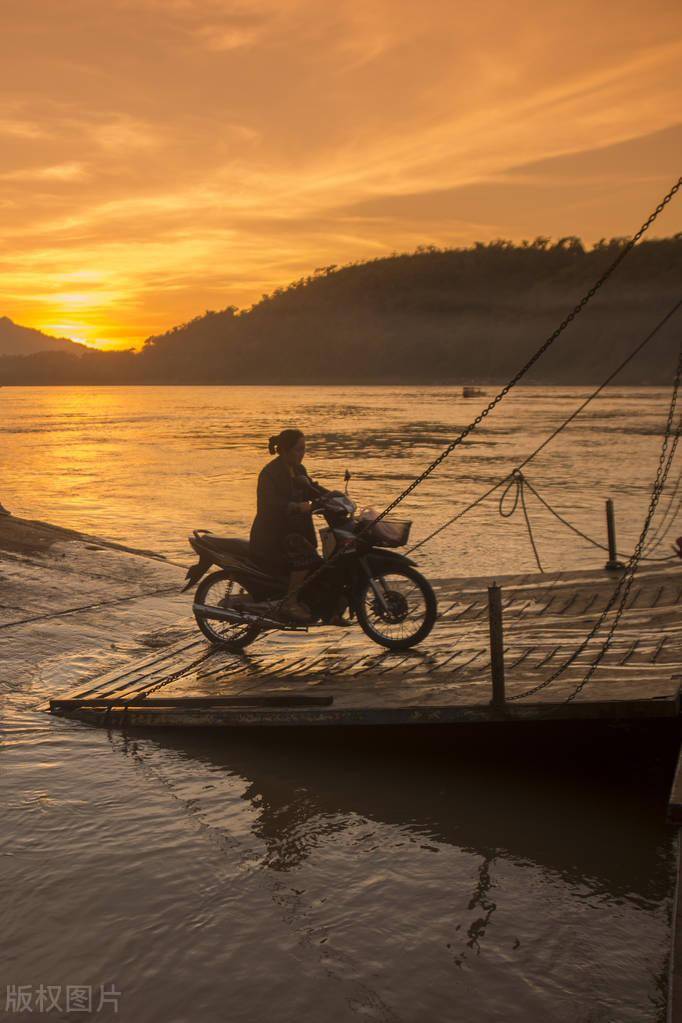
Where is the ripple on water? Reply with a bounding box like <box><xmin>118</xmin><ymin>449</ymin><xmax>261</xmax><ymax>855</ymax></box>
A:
<box><xmin>1</xmin><ymin>385</ymin><xmax>678</xmax><ymax>1021</ymax></box>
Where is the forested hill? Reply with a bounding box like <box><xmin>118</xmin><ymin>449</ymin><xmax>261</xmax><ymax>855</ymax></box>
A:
<box><xmin>2</xmin><ymin>236</ymin><xmax>680</xmax><ymax>385</ymax></box>
<box><xmin>0</xmin><ymin>317</ymin><xmax>85</xmax><ymax>357</ymax></box>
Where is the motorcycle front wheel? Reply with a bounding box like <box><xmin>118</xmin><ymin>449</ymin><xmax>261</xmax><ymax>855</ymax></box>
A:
<box><xmin>355</xmin><ymin>565</ymin><xmax>437</xmax><ymax>650</ymax></box>
<box><xmin>194</xmin><ymin>570</ymin><xmax>262</xmax><ymax>651</ymax></box>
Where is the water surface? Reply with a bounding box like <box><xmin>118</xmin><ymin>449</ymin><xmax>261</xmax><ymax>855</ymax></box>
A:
<box><xmin>1</xmin><ymin>384</ymin><xmax>677</xmax><ymax>572</ymax></box>
<box><xmin>1</xmin><ymin>385</ymin><xmax>678</xmax><ymax>1022</ymax></box>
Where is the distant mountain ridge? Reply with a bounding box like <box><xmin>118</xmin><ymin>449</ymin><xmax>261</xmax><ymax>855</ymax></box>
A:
<box><xmin>1</xmin><ymin>236</ymin><xmax>680</xmax><ymax>384</ymax></box>
<box><xmin>0</xmin><ymin>317</ymin><xmax>85</xmax><ymax>357</ymax></box>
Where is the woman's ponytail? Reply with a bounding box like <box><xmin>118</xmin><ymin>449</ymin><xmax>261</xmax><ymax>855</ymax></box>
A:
<box><xmin>268</xmin><ymin>428</ymin><xmax>303</xmax><ymax>456</ymax></box>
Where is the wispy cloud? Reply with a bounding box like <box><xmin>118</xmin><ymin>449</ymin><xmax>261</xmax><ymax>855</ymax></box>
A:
<box><xmin>0</xmin><ymin>116</ymin><xmax>49</xmax><ymax>139</ymax></box>
<box><xmin>0</xmin><ymin>161</ymin><xmax>88</xmax><ymax>182</ymax></box>
<box><xmin>194</xmin><ymin>23</ymin><xmax>263</xmax><ymax>51</ymax></box>
<box><xmin>90</xmin><ymin>116</ymin><xmax>164</xmax><ymax>152</ymax></box>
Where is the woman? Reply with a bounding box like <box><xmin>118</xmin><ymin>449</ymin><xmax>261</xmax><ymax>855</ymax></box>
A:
<box><xmin>249</xmin><ymin>428</ymin><xmax>327</xmax><ymax>623</ymax></box>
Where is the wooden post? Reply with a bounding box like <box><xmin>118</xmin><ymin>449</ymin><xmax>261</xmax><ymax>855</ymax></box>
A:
<box><xmin>605</xmin><ymin>498</ymin><xmax>624</xmax><ymax>571</ymax></box>
<box><xmin>488</xmin><ymin>582</ymin><xmax>506</xmax><ymax>708</ymax></box>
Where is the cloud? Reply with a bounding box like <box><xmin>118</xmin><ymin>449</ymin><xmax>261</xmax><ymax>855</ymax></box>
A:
<box><xmin>90</xmin><ymin>116</ymin><xmax>163</xmax><ymax>152</ymax></box>
<box><xmin>0</xmin><ymin>117</ymin><xmax>49</xmax><ymax>139</ymax></box>
<box><xmin>0</xmin><ymin>161</ymin><xmax>88</xmax><ymax>182</ymax></box>
<box><xmin>194</xmin><ymin>23</ymin><xmax>262</xmax><ymax>51</ymax></box>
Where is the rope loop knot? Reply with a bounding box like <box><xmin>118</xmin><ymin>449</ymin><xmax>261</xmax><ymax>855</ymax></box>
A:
<box><xmin>499</xmin><ymin>469</ymin><xmax>526</xmax><ymax>519</ymax></box>
<box><xmin>497</xmin><ymin>469</ymin><xmax>543</xmax><ymax>571</ymax></box>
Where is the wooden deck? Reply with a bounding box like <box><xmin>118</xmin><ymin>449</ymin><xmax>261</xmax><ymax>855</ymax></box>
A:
<box><xmin>49</xmin><ymin>559</ymin><xmax>682</xmax><ymax>730</ymax></box>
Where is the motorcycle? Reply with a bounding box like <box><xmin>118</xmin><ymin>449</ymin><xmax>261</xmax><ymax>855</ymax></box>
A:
<box><xmin>183</xmin><ymin>482</ymin><xmax>437</xmax><ymax>652</ymax></box>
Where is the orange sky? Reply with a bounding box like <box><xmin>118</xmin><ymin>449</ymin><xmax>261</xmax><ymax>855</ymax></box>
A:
<box><xmin>1</xmin><ymin>0</ymin><xmax>681</xmax><ymax>350</ymax></box>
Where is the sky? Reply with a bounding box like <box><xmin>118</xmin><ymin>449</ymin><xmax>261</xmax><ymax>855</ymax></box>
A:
<box><xmin>1</xmin><ymin>0</ymin><xmax>681</xmax><ymax>350</ymax></box>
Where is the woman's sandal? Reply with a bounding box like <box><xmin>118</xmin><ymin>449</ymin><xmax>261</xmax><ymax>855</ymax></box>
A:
<box><xmin>327</xmin><ymin>614</ymin><xmax>352</xmax><ymax>628</ymax></box>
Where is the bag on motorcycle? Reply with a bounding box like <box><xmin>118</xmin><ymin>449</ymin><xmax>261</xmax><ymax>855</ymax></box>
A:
<box><xmin>358</xmin><ymin>508</ymin><xmax>411</xmax><ymax>548</ymax></box>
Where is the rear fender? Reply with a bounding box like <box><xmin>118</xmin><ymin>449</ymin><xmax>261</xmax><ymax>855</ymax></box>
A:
<box><xmin>191</xmin><ymin>565</ymin><xmax>282</xmax><ymax>605</ymax></box>
<box><xmin>182</xmin><ymin>552</ymin><xmax>214</xmax><ymax>592</ymax></box>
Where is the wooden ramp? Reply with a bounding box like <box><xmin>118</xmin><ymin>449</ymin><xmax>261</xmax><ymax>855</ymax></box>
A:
<box><xmin>49</xmin><ymin>560</ymin><xmax>682</xmax><ymax>730</ymax></box>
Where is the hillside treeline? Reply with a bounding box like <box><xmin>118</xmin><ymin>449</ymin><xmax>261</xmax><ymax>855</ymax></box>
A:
<box><xmin>2</xmin><ymin>236</ymin><xmax>681</xmax><ymax>385</ymax></box>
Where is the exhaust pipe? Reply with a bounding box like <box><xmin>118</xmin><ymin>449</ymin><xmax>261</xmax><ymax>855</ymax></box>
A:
<box><xmin>193</xmin><ymin>603</ymin><xmax>307</xmax><ymax>632</ymax></box>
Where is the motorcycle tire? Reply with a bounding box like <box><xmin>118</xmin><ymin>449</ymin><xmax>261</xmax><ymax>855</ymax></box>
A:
<box><xmin>194</xmin><ymin>570</ymin><xmax>262</xmax><ymax>652</ymax></box>
<box><xmin>355</xmin><ymin>564</ymin><xmax>437</xmax><ymax>650</ymax></box>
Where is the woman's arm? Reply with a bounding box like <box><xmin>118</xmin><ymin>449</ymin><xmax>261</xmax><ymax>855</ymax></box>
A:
<box><xmin>259</xmin><ymin>464</ymin><xmax>310</xmax><ymax>515</ymax></box>
<box><xmin>297</xmin><ymin>464</ymin><xmax>329</xmax><ymax>499</ymax></box>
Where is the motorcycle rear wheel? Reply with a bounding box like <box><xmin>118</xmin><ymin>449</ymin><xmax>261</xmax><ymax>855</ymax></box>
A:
<box><xmin>355</xmin><ymin>565</ymin><xmax>437</xmax><ymax>650</ymax></box>
<box><xmin>194</xmin><ymin>570</ymin><xmax>262</xmax><ymax>651</ymax></box>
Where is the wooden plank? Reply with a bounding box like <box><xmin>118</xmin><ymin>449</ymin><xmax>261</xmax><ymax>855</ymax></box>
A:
<box><xmin>50</xmin><ymin>694</ymin><xmax>334</xmax><ymax>710</ymax></box>
<box><xmin>654</xmin><ymin>637</ymin><xmax>669</xmax><ymax>663</ymax></box>
<box><xmin>58</xmin><ymin>634</ymin><xmax>204</xmax><ymax>700</ymax></box>
<box><xmin>53</xmin><ymin>695</ymin><xmax>681</xmax><ymax>730</ymax></box>
<box><xmin>45</xmin><ymin>559</ymin><xmax>682</xmax><ymax>733</ymax></box>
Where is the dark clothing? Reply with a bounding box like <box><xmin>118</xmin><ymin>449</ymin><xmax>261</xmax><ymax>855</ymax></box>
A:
<box><xmin>286</xmin><ymin>533</ymin><xmax>323</xmax><ymax>572</ymax></box>
<box><xmin>249</xmin><ymin>457</ymin><xmax>327</xmax><ymax>575</ymax></box>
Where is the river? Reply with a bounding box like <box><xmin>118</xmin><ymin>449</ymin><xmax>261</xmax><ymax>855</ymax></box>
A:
<box><xmin>1</xmin><ymin>384</ymin><xmax>678</xmax><ymax>571</ymax></box>
<box><xmin>0</xmin><ymin>385</ymin><xmax>679</xmax><ymax>1022</ymax></box>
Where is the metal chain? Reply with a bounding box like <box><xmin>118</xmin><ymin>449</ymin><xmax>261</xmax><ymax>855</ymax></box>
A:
<box><xmin>407</xmin><ymin>478</ymin><xmax>508</xmax><ymax>555</ymax></box>
<box><xmin>239</xmin><ymin>178</ymin><xmax>682</xmax><ymax>626</ymax></box>
<box><xmin>562</xmin><ymin>361</ymin><xmax>682</xmax><ymax>702</ymax></box>
<box><xmin>121</xmin><ymin>649</ymin><xmax>217</xmax><ymax>703</ymax></box>
<box><xmin>642</xmin><ymin>463</ymin><xmax>682</xmax><ymax>554</ymax></box>
<box><xmin>493</xmin><ymin>465</ymin><xmax>675</xmax><ymax>572</ymax></box>
<box><xmin>521</xmin><ymin>471</ymin><xmax>678</xmax><ymax>563</ymax></box>
<box><xmin>508</xmin><ymin>339</ymin><xmax>682</xmax><ymax>702</ymax></box>
<box><xmin>364</xmin><ymin>177</ymin><xmax>682</xmax><ymax>532</ymax></box>
<box><xmin>408</xmin><ymin>295</ymin><xmax>682</xmax><ymax>554</ymax></box>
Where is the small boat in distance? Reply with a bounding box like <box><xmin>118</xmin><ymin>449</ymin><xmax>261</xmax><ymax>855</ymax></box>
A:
<box><xmin>462</xmin><ymin>385</ymin><xmax>486</xmax><ymax>398</ymax></box>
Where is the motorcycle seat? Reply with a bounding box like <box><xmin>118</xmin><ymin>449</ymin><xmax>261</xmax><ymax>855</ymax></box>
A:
<box><xmin>191</xmin><ymin>533</ymin><xmax>288</xmax><ymax>582</ymax></box>
<box><xmin>201</xmin><ymin>536</ymin><xmax>252</xmax><ymax>559</ymax></box>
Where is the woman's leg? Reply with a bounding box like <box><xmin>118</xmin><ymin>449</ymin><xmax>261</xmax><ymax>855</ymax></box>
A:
<box><xmin>280</xmin><ymin>535</ymin><xmax>317</xmax><ymax>622</ymax></box>
<box><xmin>280</xmin><ymin>568</ymin><xmax>312</xmax><ymax>621</ymax></box>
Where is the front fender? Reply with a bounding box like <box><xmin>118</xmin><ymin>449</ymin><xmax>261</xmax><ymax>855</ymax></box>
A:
<box><xmin>363</xmin><ymin>550</ymin><xmax>416</xmax><ymax>574</ymax></box>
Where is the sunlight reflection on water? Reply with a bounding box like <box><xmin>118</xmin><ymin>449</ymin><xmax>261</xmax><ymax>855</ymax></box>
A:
<box><xmin>1</xmin><ymin>385</ymin><xmax>677</xmax><ymax>573</ymax></box>
<box><xmin>1</xmin><ymin>385</ymin><xmax>678</xmax><ymax>1023</ymax></box>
